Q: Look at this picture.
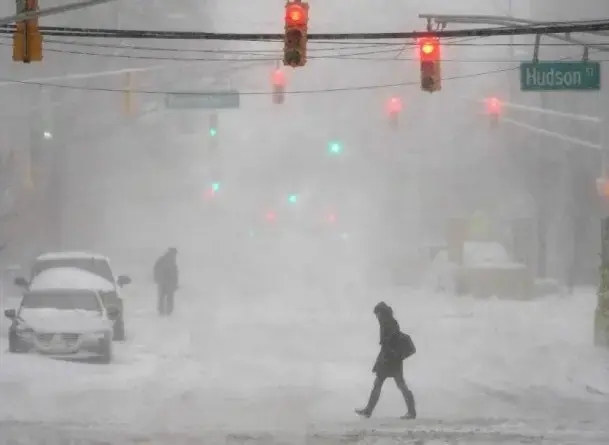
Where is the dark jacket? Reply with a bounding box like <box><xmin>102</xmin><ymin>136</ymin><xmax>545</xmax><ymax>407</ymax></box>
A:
<box><xmin>154</xmin><ymin>252</ymin><xmax>178</xmax><ymax>290</ymax></box>
<box><xmin>372</xmin><ymin>303</ymin><xmax>403</xmax><ymax>377</ymax></box>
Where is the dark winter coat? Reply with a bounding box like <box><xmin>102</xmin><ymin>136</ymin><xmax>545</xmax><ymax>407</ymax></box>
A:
<box><xmin>153</xmin><ymin>252</ymin><xmax>179</xmax><ymax>291</ymax></box>
<box><xmin>372</xmin><ymin>309</ymin><xmax>403</xmax><ymax>378</ymax></box>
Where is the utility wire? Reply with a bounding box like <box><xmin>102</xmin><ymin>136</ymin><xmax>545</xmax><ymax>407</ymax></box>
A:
<box><xmin>0</xmin><ymin>37</ymin><xmax>406</xmax><ymax>54</ymax></box>
<box><xmin>10</xmin><ymin>44</ymin><xmax>603</xmax><ymax>63</ymax></box>
<box><xmin>1</xmin><ymin>35</ymin><xmax>604</xmax><ymax>56</ymax></box>
<box><xmin>2</xmin><ymin>19</ymin><xmax>609</xmax><ymax>40</ymax></box>
<box><xmin>0</xmin><ymin>63</ymin><xmax>540</xmax><ymax>95</ymax></box>
<box><xmin>2</xmin><ymin>48</ymin><xmax>592</xmax><ymax>97</ymax></box>
<box><xmin>0</xmin><ymin>39</ymin><xmax>604</xmax><ymax>63</ymax></box>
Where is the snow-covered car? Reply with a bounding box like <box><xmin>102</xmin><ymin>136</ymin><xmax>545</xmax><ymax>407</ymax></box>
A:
<box><xmin>14</xmin><ymin>251</ymin><xmax>131</xmax><ymax>341</ymax></box>
<box><xmin>4</xmin><ymin>288</ymin><xmax>117</xmax><ymax>363</ymax></box>
<box><xmin>426</xmin><ymin>241</ymin><xmax>531</xmax><ymax>299</ymax></box>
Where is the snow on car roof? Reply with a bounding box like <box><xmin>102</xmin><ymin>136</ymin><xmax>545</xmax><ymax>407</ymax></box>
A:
<box><xmin>36</xmin><ymin>251</ymin><xmax>109</xmax><ymax>262</ymax></box>
<box><xmin>30</xmin><ymin>267</ymin><xmax>115</xmax><ymax>292</ymax></box>
<box><xmin>26</xmin><ymin>288</ymin><xmax>99</xmax><ymax>296</ymax></box>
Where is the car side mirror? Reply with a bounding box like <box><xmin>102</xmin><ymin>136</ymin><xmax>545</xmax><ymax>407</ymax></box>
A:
<box><xmin>117</xmin><ymin>275</ymin><xmax>131</xmax><ymax>287</ymax></box>
<box><xmin>4</xmin><ymin>308</ymin><xmax>16</xmax><ymax>319</ymax></box>
<box><xmin>14</xmin><ymin>276</ymin><xmax>28</xmax><ymax>289</ymax></box>
<box><xmin>106</xmin><ymin>306</ymin><xmax>120</xmax><ymax>319</ymax></box>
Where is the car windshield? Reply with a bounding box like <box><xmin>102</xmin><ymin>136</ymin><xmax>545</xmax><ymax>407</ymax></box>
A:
<box><xmin>30</xmin><ymin>258</ymin><xmax>114</xmax><ymax>283</ymax></box>
<box><xmin>21</xmin><ymin>292</ymin><xmax>102</xmax><ymax>312</ymax></box>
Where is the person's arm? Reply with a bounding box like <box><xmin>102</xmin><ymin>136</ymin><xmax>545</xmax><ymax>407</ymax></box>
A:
<box><xmin>380</xmin><ymin>319</ymin><xmax>400</xmax><ymax>346</ymax></box>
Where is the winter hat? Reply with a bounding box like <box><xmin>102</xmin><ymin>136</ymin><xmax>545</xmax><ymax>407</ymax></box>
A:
<box><xmin>373</xmin><ymin>301</ymin><xmax>393</xmax><ymax>316</ymax></box>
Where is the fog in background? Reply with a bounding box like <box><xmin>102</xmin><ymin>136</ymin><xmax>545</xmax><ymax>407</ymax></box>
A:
<box><xmin>0</xmin><ymin>0</ymin><xmax>608</xmax><ymax>442</ymax></box>
<box><xmin>0</xmin><ymin>0</ymin><xmax>561</xmax><ymax>292</ymax></box>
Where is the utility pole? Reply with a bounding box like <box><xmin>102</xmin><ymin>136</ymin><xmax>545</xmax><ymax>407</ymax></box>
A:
<box><xmin>507</xmin><ymin>0</ymin><xmax>514</xmax><ymax>99</ymax></box>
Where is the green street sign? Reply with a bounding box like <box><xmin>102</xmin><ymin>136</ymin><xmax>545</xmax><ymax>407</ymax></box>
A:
<box><xmin>165</xmin><ymin>90</ymin><xmax>240</xmax><ymax>109</ymax></box>
<box><xmin>520</xmin><ymin>61</ymin><xmax>601</xmax><ymax>92</ymax></box>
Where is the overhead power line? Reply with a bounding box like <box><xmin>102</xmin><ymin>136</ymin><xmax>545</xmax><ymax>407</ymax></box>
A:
<box><xmin>0</xmin><ymin>63</ymin><xmax>532</xmax><ymax>95</ymax></box>
<box><xmin>2</xmin><ymin>19</ymin><xmax>609</xmax><ymax>40</ymax></box>
<box><xmin>0</xmin><ymin>49</ymin><xmax>591</xmax><ymax>97</ymax></box>
<box><xmin>4</xmin><ymin>41</ymin><xmax>607</xmax><ymax>63</ymax></box>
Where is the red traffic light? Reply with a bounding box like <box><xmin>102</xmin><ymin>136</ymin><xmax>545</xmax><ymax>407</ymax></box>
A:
<box><xmin>327</xmin><ymin>213</ymin><xmax>336</xmax><ymax>223</ymax></box>
<box><xmin>486</xmin><ymin>97</ymin><xmax>502</xmax><ymax>115</ymax></box>
<box><xmin>272</xmin><ymin>69</ymin><xmax>286</xmax><ymax>87</ymax></box>
<box><xmin>597</xmin><ymin>178</ymin><xmax>609</xmax><ymax>197</ymax></box>
<box><xmin>386</xmin><ymin>97</ymin><xmax>402</xmax><ymax>114</ymax></box>
<box><xmin>285</xmin><ymin>4</ymin><xmax>307</xmax><ymax>26</ymax></box>
<box><xmin>418</xmin><ymin>37</ymin><xmax>440</xmax><ymax>61</ymax></box>
<box><xmin>266</xmin><ymin>211</ymin><xmax>276</xmax><ymax>221</ymax></box>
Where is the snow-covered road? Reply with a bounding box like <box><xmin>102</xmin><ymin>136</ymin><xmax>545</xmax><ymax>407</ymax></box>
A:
<box><xmin>1</xmin><ymin>286</ymin><xmax>607</xmax><ymax>444</ymax></box>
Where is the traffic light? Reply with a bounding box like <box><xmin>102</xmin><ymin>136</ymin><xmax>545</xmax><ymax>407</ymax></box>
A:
<box><xmin>124</xmin><ymin>72</ymin><xmax>134</xmax><ymax>116</ymax></box>
<box><xmin>327</xmin><ymin>212</ymin><xmax>337</xmax><ymax>223</ymax></box>
<box><xmin>204</xmin><ymin>182</ymin><xmax>220</xmax><ymax>198</ymax></box>
<box><xmin>418</xmin><ymin>37</ymin><xmax>441</xmax><ymax>93</ymax></box>
<box><xmin>328</xmin><ymin>141</ymin><xmax>343</xmax><ymax>155</ymax></box>
<box><xmin>272</xmin><ymin>69</ymin><xmax>286</xmax><ymax>104</ymax></box>
<box><xmin>283</xmin><ymin>1</ymin><xmax>309</xmax><ymax>67</ymax></box>
<box><xmin>386</xmin><ymin>97</ymin><xmax>402</xmax><ymax>128</ymax></box>
<box><xmin>209</xmin><ymin>113</ymin><xmax>218</xmax><ymax>138</ymax></box>
<box><xmin>597</xmin><ymin>178</ymin><xmax>609</xmax><ymax>198</ymax></box>
<box><xmin>486</xmin><ymin>97</ymin><xmax>502</xmax><ymax>125</ymax></box>
<box><xmin>288</xmin><ymin>194</ymin><xmax>298</xmax><ymax>204</ymax></box>
<box><xmin>13</xmin><ymin>0</ymin><xmax>43</xmax><ymax>63</ymax></box>
<box><xmin>266</xmin><ymin>211</ymin><xmax>276</xmax><ymax>222</ymax></box>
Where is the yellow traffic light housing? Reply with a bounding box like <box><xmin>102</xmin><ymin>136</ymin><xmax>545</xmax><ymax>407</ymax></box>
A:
<box><xmin>283</xmin><ymin>1</ymin><xmax>309</xmax><ymax>67</ymax></box>
<box><xmin>418</xmin><ymin>37</ymin><xmax>441</xmax><ymax>93</ymax></box>
<box><xmin>13</xmin><ymin>0</ymin><xmax>43</xmax><ymax>63</ymax></box>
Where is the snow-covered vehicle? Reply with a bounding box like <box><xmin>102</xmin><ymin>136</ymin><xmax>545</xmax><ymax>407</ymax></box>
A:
<box><xmin>426</xmin><ymin>241</ymin><xmax>532</xmax><ymax>299</ymax></box>
<box><xmin>13</xmin><ymin>252</ymin><xmax>131</xmax><ymax>341</ymax></box>
<box><xmin>4</xmin><ymin>288</ymin><xmax>117</xmax><ymax>363</ymax></box>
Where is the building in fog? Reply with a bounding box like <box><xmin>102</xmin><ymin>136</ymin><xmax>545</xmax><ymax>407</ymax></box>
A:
<box><xmin>526</xmin><ymin>1</ymin><xmax>609</xmax><ymax>285</ymax></box>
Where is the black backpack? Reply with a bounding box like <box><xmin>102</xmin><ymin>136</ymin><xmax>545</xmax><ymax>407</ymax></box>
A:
<box><xmin>397</xmin><ymin>332</ymin><xmax>416</xmax><ymax>360</ymax></box>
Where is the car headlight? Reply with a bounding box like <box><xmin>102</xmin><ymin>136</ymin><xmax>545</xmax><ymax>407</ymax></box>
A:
<box><xmin>16</xmin><ymin>326</ymin><xmax>34</xmax><ymax>339</ymax></box>
<box><xmin>83</xmin><ymin>331</ymin><xmax>107</xmax><ymax>341</ymax></box>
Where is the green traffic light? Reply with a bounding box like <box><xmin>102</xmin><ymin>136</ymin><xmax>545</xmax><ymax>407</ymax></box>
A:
<box><xmin>288</xmin><ymin>194</ymin><xmax>298</xmax><ymax>204</ymax></box>
<box><xmin>209</xmin><ymin>128</ymin><xmax>217</xmax><ymax>137</ymax></box>
<box><xmin>212</xmin><ymin>182</ymin><xmax>220</xmax><ymax>192</ymax></box>
<box><xmin>328</xmin><ymin>141</ymin><xmax>342</xmax><ymax>154</ymax></box>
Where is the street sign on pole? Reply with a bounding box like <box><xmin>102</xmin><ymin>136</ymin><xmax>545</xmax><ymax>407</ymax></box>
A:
<box><xmin>520</xmin><ymin>61</ymin><xmax>601</xmax><ymax>92</ymax></box>
<box><xmin>164</xmin><ymin>90</ymin><xmax>240</xmax><ymax>109</ymax></box>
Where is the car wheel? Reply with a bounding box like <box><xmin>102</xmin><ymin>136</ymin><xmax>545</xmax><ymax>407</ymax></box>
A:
<box><xmin>113</xmin><ymin>316</ymin><xmax>125</xmax><ymax>341</ymax></box>
<box><xmin>99</xmin><ymin>339</ymin><xmax>113</xmax><ymax>364</ymax></box>
<box><xmin>8</xmin><ymin>331</ymin><xmax>24</xmax><ymax>353</ymax></box>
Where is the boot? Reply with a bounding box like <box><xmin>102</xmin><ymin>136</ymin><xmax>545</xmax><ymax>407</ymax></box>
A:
<box><xmin>400</xmin><ymin>390</ymin><xmax>416</xmax><ymax>419</ymax></box>
<box><xmin>355</xmin><ymin>408</ymin><xmax>371</xmax><ymax>418</ymax></box>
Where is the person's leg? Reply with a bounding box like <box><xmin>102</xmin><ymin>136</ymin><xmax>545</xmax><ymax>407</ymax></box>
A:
<box><xmin>394</xmin><ymin>373</ymin><xmax>416</xmax><ymax>419</ymax></box>
<box><xmin>167</xmin><ymin>291</ymin><xmax>175</xmax><ymax>315</ymax></box>
<box><xmin>356</xmin><ymin>375</ymin><xmax>386</xmax><ymax>417</ymax></box>
<box><xmin>157</xmin><ymin>286</ymin><xmax>165</xmax><ymax>315</ymax></box>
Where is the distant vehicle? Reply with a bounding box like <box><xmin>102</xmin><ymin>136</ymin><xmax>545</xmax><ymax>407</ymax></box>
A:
<box><xmin>4</xmin><ymin>288</ymin><xmax>117</xmax><ymax>363</ymax></box>
<box><xmin>14</xmin><ymin>251</ymin><xmax>131</xmax><ymax>341</ymax></box>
